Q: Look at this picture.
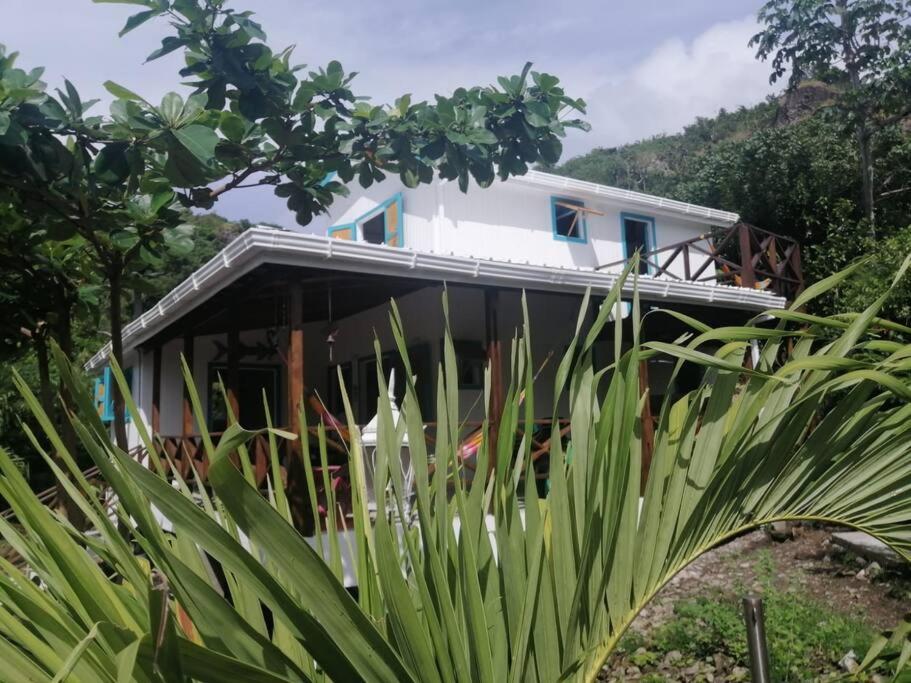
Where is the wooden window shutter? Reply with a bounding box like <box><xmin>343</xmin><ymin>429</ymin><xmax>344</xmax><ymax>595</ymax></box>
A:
<box><xmin>384</xmin><ymin>195</ymin><xmax>403</xmax><ymax>247</ymax></box>
<box><xmin>328</xmin><ymin>224</ymin><xmax>354</xmax><ymax>240</ymax></box>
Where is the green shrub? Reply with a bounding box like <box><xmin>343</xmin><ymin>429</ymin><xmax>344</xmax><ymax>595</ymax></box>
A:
<box><xmin>647</xmin><ymin>555</ymin><xmax>875</xmax><ymax>681</ymax></box>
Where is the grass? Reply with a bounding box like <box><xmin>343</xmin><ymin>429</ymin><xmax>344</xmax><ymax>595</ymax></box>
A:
<box><xmin>612</xmin><ymin>551</ymin><xmax>877</xmax><ymax>681</ymax></box>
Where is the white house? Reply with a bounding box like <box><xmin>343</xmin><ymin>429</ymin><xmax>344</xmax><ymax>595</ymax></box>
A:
<box><xmin>85</xmin><ymin>170</ymin><xmax>801</xmax><ymax>530</ymax></box>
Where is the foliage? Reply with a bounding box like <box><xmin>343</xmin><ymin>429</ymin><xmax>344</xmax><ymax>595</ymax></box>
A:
<box><xmin>1</xmin><ymin>259</ymin><xmax>911</xmax><ymax>680</ymax></box>
<box><xmin>553</xmin><ymin>100</ymin><xmax>780</xmax><ymax>199</ymax></box>
<box><xmin>751</xmin><ymin>0</ymin><xmax>911</xmax><ymax>223</ymax></box>
<box><xmin>621</xmin><ymin>551</ymin><xmax>876</xmax><ymax>681</ymax></box>
<box><xmin>0</xmin><ymin>0</ymin><xmax>586</xmax><ymax>449</ymax></box>
<box><xmin>676</xmin><ymin>114</ymin><xmax>861</xmax><ymax>245</ymax></box>
<box><xmin>137</xmin><ymin>212</ymin><xmax>248</xmax><ymax>309</ymax></box>
<box><xmin>809</xmin><ymin>222</ymin><xmax>911</xmax><ymax>324</ymax></box>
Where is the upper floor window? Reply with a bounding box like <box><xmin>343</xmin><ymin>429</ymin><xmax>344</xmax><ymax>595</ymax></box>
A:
<box><xmin>551</xmin><ymin>196</ymin><xmax>587</xmax><ymax>243</ymax></box>
<box><xmin>329</xmin><ymin>193</ymin><xmax>404</xmax><ymax>247</ymax></box>
<box><xmin>621</xmin><ymin>212</ymin><xmax>656</xmax><ymax>274</ymax></box>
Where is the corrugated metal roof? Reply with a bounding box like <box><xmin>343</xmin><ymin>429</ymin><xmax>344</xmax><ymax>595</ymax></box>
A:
<box><xmin>512</xmin><ymin>171</ymin><xmax>741</xmax><ymax>225</ymax></box>
<box><xmin>86</xmin><ymin>228</ymin><xmax>782</xmax><ymax>371</ymax></box>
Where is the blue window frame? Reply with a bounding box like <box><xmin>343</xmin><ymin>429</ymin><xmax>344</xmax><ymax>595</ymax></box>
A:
<box><xmin>328</xmin><ymin>193</ymin><xmax>405</xmax><ymax>246</ymax></box>
<box><xmin>551</xmin><ymin>196</ymin><xmax>588</xmax><ymax>243</ymax></box>
<box><xmin>93</xmin><ymin>366</ymin><xmax>134</xmax><ymax>424</ymax></box>
<box><xmin>620</xmin><ymin>212</ymin><xmax>657</xmax><ymax>274</ymax></box>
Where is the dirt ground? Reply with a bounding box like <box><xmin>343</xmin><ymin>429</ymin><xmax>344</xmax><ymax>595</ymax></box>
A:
<box><xmin>598</xmin><ymin>525</ymin><xmax>911</xmax><ymax>681</ymax></box>
<box><xmin>631</xmin><ymin>526</ymin><xmax>911</xmax><ymax>637</ymax></box>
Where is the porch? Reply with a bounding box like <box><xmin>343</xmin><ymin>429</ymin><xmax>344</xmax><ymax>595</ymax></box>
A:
<box><xmin>121</xmin><ymin>221</ymin><xmax>797</xmax><ymax>530</ymax></box>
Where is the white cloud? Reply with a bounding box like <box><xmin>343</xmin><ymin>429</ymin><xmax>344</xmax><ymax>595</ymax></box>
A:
<box><xmin>563</xmin><ymin>16</ymin><xmax>776</xmax><ymax>157</ymax></box>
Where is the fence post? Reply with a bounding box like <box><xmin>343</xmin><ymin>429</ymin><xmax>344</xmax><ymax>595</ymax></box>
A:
<box><xmin>742</xmin><ymin>595</ymin><xmax>772</xmax><ymax>683</ymax></box>
<box><xmin>738</xmin><ymin>223</ymin><xmax>756</xmax><ymax>288</ymax></box>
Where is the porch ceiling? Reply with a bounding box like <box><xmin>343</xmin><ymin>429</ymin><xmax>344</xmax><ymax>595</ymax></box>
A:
<box><xmin>143</xmin><ymin>265</ymin><xmax>433</xmax><ymax>344</ymax></box>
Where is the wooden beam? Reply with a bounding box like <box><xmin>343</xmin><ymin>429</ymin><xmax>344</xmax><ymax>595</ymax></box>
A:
<box><xmin>287</xmin><ymin>283</ymin><xmax>305</xmax><ymax>435</ymax></box>
<box><xmin>738</xmin><ymin>223</ymin><xmax>756</xmax><ymax>289</ymax></box>
<box><xmin>484</xmin><ymin>288</ymin><xmax>504</xmax><ymax>472</ymax></box>
<box><xmin>151</xmin><ymin>345</ymin><xmax>162</xmax><ymax>436</ymax></box>
<box><xmin>639</xmin><ymin>358</ymin><xmax>655</xmax><ymax>492</ymax></box>
<box><xmin>286</xmin><ymin>283</ymin><xmax>308</xmax><ymax>531</ymax></box>
<box><xmin>227</xmin><ymin>322</ymin><xmax>240</xmax><ymax>421</ymax></box>
<box><xmin>182</xmin><ymin>333</ymin><xmax>195</xmax><ymax>437</ymax></box>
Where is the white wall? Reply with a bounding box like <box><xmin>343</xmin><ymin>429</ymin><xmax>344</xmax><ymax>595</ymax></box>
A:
<box><xmin>316</xmin><ymin>177</ymin><xmax>719</xmax><ymax>278</ymax></box>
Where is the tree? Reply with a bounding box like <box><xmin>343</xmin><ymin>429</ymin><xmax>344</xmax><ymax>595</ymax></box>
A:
<box><xmin>0</xmin><ymin>196</ymin><xmax>98</xmax><ymax>514</ymax></box>
<box><xmin>0</xmin><ymin>1</ymin><xmax>587</xmax><ymax>450</ymax></box>
<box><xmin>751</xmin><ymin>0</ymin><xmax>911</xmax><ymax>229</ymax></box>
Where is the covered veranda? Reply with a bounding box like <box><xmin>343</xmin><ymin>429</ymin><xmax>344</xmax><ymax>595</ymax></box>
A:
<box><xmin>83</xmin><ymin>229</ymin><xmax>791</xmax><ymax>532</ymax></box>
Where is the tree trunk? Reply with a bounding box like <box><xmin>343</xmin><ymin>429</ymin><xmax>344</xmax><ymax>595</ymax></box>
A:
<box><xmin>56</xmin><ymin>294</ymin><xmax>78</xmax><ymax>458</ymax></box>
<box><xmin>50</xmin><ymin>300</ymin><xmax>86</xmax><ymax>526</ymax></box>
<box><xmin>109</xmin><ymin>265</ymin><xmax>129</xmax><ymax>452</ymax></box>
<box><xmin>34</xmin><ymin>333</ymin><xmax>54</xmax><ymax>426</ymax></box>
<box><xmin>836</xmin><ymin>0</ymin><xmax>876</xmax><ymax>232</ymax></box>
<box><xmin>857</xmin><ymin>125</ymin><xmax>876</xmax><ymax>232</ymax></box>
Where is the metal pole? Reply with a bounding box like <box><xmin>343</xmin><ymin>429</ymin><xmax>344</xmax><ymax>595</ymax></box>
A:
<box><xmin>742</xmin><ymin>595</ymin><xmax>772</xmax><ymax>683</ymax></box>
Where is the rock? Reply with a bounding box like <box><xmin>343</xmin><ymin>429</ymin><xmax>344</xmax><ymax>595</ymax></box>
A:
<box><xmin>767</xmin><ymin>521</ymin><xmax>794</xmax><ymax>541</ymax></box>
<box><xmin>730</xmin><ymin>666</ymin><xmax>749</xmax><ymax>681</ymax></box>
<box><xmin>856</xmin><ymin>568</ymin><xmax>867</xmax><ymax>580</ymax></box>
<box><xmin>866</xmin><ymin>561</ymin><xmax>883</xmax><ymax>580</ymax></box>
<box><xmin>665</xmin><ymin>650</ymin><xmax>683</xmax><ymax>664</ymax></box>
<box><xmin>838</xmin><ymin>650</ymin><xmax>859</xmax><ymax>673</ymax></box>
<box><xmin>831</xmin><ymin>531</ymin><xmax>903</xmax><ymax>567</ymax></box>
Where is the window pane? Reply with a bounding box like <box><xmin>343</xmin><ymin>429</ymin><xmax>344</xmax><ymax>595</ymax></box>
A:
<box><xmin>554</xmin><ymin>199</ymin><xmax>584</xmax><ymax>239</ymax></box>
<box><xmin>623</xmin><ymin>218</ymin><xmax>650</xmax><ymax>274</ymax></box>
<box><xmin>362</xmin><ymin>212</ymin><xmax>386</xmax><ymax>244</ymax></box>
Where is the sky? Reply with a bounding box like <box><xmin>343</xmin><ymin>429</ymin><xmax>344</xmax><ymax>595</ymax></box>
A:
<box><xmin>4</xmin><ymin>0</ymin><xmax>779</xmax><ymax>228</ymax></box>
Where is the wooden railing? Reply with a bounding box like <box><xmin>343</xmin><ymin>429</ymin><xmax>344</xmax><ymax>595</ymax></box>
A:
<box><xmin>596</xmin><ymin>222</ymin><xmax>804</xmax><ymax>301</ymax></box>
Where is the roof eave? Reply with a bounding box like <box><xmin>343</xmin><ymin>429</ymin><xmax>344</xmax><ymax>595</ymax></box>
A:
<box><xmin>85</xmin><ymin>228</ymin><xmax>783</xmax><ymax>372</ymax></box>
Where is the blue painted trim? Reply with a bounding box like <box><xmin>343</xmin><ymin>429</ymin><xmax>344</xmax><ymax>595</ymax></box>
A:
<box><xmin>319</xmin><ymin>171</ymin><xmax>338</xmax><ymax>187</ymax></box>
<box><xmin>327</xmin><ymin>192</ymin><xmax>405</xmax><ymax>246</ymax></box>
<box><xmin>97</xmin><ymin>366</ymin><xmax>133</xmax><ymax>424</ymax></box>
<box><xmin>619</xmin><ymin>212</ymin><xmax>657</xmax><ymax>274</ymax></box>
<box><xmin>550</xmin><ymin>196</ymin><xmax>587</xmax><ymax>243</ymax></box>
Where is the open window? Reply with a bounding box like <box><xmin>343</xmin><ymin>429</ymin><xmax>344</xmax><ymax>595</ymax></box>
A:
<box><xmin>452</xmin><ymin>340</ymin><xmax>485</xmax><ymax>390</ymax></box>
<box><xmin>94</xmin><ymin>366</ymin><xmax>133</xmax><ymax>424</ymax></box>
<box><xmin>551</xmin><ymin>196</ymin><xmax>588</xmax><ymax>242</ymax></box>
<box><xmin>207</xmin><ymin>364</ymin><xmax>282</xmax><ymax>431</ymax></box>
<box><xmin>328</xmin><ymin>193</ymin><xmax>404</xmax><ymax>247</ymax></box>
<box><xmin>621</xmin><ymin>212</ymin><xmax>656</xmax><ymax>275</ymax></box>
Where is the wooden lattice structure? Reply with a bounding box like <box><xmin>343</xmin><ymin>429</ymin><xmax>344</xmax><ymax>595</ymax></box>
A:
<box><xmin>597</xmin><ymin>222</ymin><xmax>804</xmax><ymax>301</ymax></box>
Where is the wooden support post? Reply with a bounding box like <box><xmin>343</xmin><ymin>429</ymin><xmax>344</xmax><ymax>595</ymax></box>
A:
<box><xmin>227</xmin><ymin>323</ymin><xmax>240</xmax><ymax>421</ymax></box>
<box><xmin>287</xmin><ymin>284</ymin><xmax>305</xmax><ymax>437</ymax></box>
<box><xmin>639</xmin><ymin>358</ymin><xmax>655</xmax><ymax>491</ymax></box>
<box><xmin>151</xmin><ymin>345</ymin><xmax>162</xmax><ymax>436</ymax></box>
<box><xmin>485</xmin><ymin>288</ymin><xmax>504</xmax><ymax>472</ymax></box>
<box><xmin>738</xmin><ymin>223</ymin><xmax>756</xmax><ymax>289</ymax></box>
<box><xmin>182</xmin><ymin>332</ymin><xmax>195</xmax><ymax>438</ymax></box>
<box><xmin>286</xmin><ymin>283</ymin><xmax>308</xmax><ymax>531</ymax></box>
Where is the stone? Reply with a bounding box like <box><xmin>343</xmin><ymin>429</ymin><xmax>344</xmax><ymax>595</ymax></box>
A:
<box><xmin>665</xmin><ymin>650</ymin><xmax>683</xmax><ymax>664</ymax></box>
<box><xmin>767</xmin><ymin>521</ymin><xmax>794</xmax><ymax>541</ymax></box>
<box><xmin>730</xmin><ymin>666</ymin><xmax>749</xmax><ymax>681</ymax></box>
<box><xmin>866</xmin><ymin>561</ymin><xmax>883</xmax><ymax>580</ymax></box>
<box><xmin>831</xmin><ymin>531</ymin><xmax>903</xmax><ymax>567</ymax></box>
<box><xmin>838</xmin><ymin>650</ymin><xmax>859</xmax><ymax>673</ymax></box>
